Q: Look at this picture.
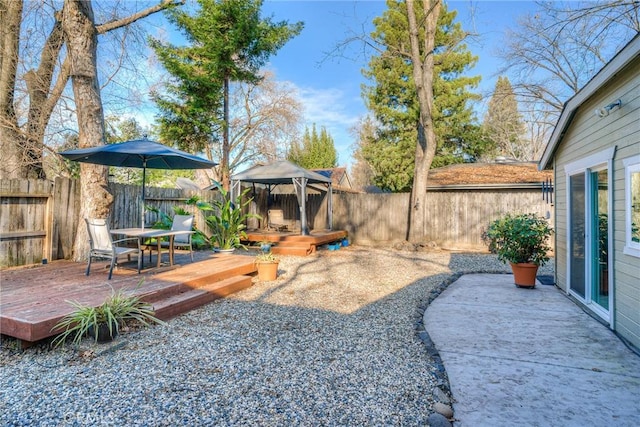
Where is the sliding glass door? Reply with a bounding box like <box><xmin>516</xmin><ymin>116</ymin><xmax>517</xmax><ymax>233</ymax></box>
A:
<box><xmin>591</xmin><ymin>169</ymin><xmax>609</xmax><ymax>311</ymax></box>
<box><xmin>568</xmin><ymin>166</ymin><xmax>610</xmax><ymax>317</ymax></box>
<box><xmin>569</xmin><ymin>174</ymin><xmax>586</xmax><ymax>298</ymax></box>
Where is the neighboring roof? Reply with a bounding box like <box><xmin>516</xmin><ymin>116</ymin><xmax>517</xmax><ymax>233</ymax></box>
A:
<box><xmin>312</xmin><ymin>167</ymin><xmax>347</xmax><ymax>185</ymax></box>
<box><xmin>231</xmin><ymin>160</ymin><xmax>332</xmax><ymax>184</ymax></box>
<box><xmin>428</xmin><ymin>162</ymin><xmax>553</xmax><ymax>188</ymax></box>
<box><xmin>312</xmin><ymin>167</ymin><xmax>355</xmax><ymax>191</ymax></box>
<box><xmin>539</xmin><ymin>34</ymin><xmax>640</xmax><ymax>169</ymax></box>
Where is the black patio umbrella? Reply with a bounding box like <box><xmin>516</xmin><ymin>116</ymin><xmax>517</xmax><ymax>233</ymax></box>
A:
<box><xmin>59</xmin><ymin>137</ymin><xmax>217</xmax><ymax>228</ymax></box>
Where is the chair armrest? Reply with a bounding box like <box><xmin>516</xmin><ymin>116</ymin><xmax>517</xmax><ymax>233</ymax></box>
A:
<box><xmin>113</xmin><ymin>237</ymin><xmax>141</xmax><ymax>249</ymax></box>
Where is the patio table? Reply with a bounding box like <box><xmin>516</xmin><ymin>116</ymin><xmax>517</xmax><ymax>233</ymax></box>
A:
<box><xmin>110</xmin><ymin>228</ymin><xmax>194</xmax><ymax>268</ymax></box>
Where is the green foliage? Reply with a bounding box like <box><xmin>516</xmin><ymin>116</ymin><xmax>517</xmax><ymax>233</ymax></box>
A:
<box><xmin>287</xmin><ymin>124</ymin><xmax>338</xmax><ymax>169</ymax></box>
<box><xmin>359</xmin><ymin>1</ymin><xmax>489</xmax><ymax>191</ymax></box>
<box><xmin>149</xmin><ymin>0</ymin><xmax>303</xmax><ymax>166</ymax></box>
<box><xmin>255</xmin><ymin>250</ymin><xmax>278</xmax><ymax>263</ymax></box>
<box><xmin>483</xmin><ymin>76</ymin><xmax>525</xmax><ymax>159</ymax></box>
<box><xmin>51</xmin><ymin>284</ymin><xmax>166</xmax><ymax>348</ymax></box>
<box><xmin>146</xmin><ymin>204</ymin><xmax>209</xmax><ymax>249</ymax></box>
<box><xmin>194</xmin><ymin>184</ymin><xmax>260</xmax><ymax>250</ymax></box>
<box><xmin>484</xmin><ymin>213</ymin><xmax>553</xmax><ymax>266</ymax></box>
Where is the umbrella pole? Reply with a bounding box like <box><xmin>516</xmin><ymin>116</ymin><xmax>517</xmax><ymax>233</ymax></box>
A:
<box><xmin>142</xmin><ymin>163</ymin><xmax>146</xmax><ymax>229</ymax></box>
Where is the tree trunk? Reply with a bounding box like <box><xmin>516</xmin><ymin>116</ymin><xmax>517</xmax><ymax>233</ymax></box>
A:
<box><xmin>221</xmin><ymin>76</ymin><xmax>230</xmax><ymax>190</ymax></box>
<box><xmin>23</xmin><ymin>15</ymin><xmax>67</xmax><ymax>179</ymax></box>
<box><xmin>406</xmin><ymin>0</ymin><xmax>441</xmax><ymax>243</ymax></box>
<box><xmin>2</xmin><ymin>0</ymin><xmax>183</xmax><ymax>180</ymax></box>
<box><xmin>0</xmin><ymin>0</ymin><xmax>27</xmax><ymax>179</ymax></box>
<box><xmin>62</xmin><ymin>0</ymin><xmax>113</xmax><ymax>261</ymax></box>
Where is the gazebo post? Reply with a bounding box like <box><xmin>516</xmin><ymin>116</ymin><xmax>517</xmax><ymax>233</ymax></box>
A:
<box><xmin>328</xmin><ymin>183</ymin><xmax>333</xmax><ymax>230</ymax></box>
<box><xmin>230</xmin><ymin>179</ymin><xmax>241</xmax><ymax>202</ymax></box>
<box><xmin>293</xmin><ymin>177</ymin><xmax>309</xmax><ymax>235</ymax></box>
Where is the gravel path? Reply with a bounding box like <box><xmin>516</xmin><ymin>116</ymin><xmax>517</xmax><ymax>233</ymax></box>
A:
<box><xmin>0</xmin><ymin>246</ymin><xmax>552</xmax><ymax>426</ymax></box>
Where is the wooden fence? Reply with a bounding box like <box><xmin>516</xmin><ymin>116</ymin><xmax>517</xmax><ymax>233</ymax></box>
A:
<box><xmin>332</xmin><ymin>185</ymin><xmax>554</xmax><ymax>250</ymax></box>
<box><xmin>1</xmin><ymin>178</ymin><xmax>554</xmax><ymax>268</ymax></box>
<box><xmin>0</xmin><ymin>178</ymin><xmax>80</xmax><ymax>267</ymax></box>
<box><xmin>0</xmin><ymin>178</ymin><xmax>218</xmax><ymax>268</ymax></box>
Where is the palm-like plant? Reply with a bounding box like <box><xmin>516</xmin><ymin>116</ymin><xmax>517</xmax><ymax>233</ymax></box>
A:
<box><xmin>195</xmin><ymin>183</ymin><xmax>260</xmax><ymax>250</ymax></box>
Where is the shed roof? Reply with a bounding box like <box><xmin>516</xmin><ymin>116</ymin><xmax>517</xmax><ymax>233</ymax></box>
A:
<box><xmin>428</xmin><ymin>162</ymin><xmax>553</xmax><ymax>187</ymax></box>
<box><xmin>231</xmin><ymin>160</ymin><xmax>332</xmax><ymax>184</ymax></box>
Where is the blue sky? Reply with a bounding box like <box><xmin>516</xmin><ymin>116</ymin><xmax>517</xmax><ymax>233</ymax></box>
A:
<box><xmin>146</xmin><ymin>1</ymin><xmax>541</xmax><ymax>168</ymax></box>
<box><xmin>258</xmin><ymin>0</ymin><xmax>540</xmax><ymax>167</ymax></box>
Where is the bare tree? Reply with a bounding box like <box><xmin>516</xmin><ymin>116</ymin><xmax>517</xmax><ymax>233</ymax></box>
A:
<box><xmin>0</xmin><ymin>0</ymin><xmax>183</xmax><ymax>180</ymax></box>
<box><xmin>0</xmin><ymin>0</ymin><xmax>27</xmax><ymax>178</ymax></box>
<box><xmin>521</xmin><ymin>106</ymin><xmax>554</xmax><ymax>161</ymax></box>
<box><xmin>405</xmin><ymin>0</ymin><xmax>441</xmax><ymax>243</ymax></box>
<box><xmin>0</xmin><ymin>0</ymin><xmax>182</xmax><ymax>260</ymax></box>
<box><xmin>227</xmin><ymin>71</ymin><xmax>302</xmax><ymax>171</ymax></box>
<box><xmin>349</xmin><ymin>115</ymin><xmax>377</xmax><ymax>191</ymax></box>
<box><xmin>498</xmin><ymin>1</ymin><xmax>639</xmax><ymax>123</ymax></box>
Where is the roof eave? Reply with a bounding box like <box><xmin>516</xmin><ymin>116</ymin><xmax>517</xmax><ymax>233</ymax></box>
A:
<box><xmin>539</xmin><ymin>34</ymin><xmax>640</xmax><ymax>170</ymax></box>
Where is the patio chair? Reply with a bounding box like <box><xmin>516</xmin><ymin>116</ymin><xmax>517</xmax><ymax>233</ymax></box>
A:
<box><xmin>268</xmin><ymin>209</ymin><xmax>288</xmax><ymax>232</ymax></box>
<box><xmin>85</xmin><ymin>218</ymin><xmax>142</xmax><ymax>280</ymax></box>
<box><xmin>148</xmin><ymin>214</ymin><xmax>195</xmax><ymax>263</ymax></box>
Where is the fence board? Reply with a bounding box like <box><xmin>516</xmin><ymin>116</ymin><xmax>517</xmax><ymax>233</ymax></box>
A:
<box><xmin>51</xmin><ymin>177</ymin><xmax>79</xmax><ymax>260</ymax></box>
<box><xmin>0</xmin><ymin>179</ymin><xmax>52</xmax><ymax>267</ymax></box>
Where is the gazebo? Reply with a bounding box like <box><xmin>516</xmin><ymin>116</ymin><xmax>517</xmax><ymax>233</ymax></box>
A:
<box><xmin>230</xmin><ymin>160</ymin><xmax>333</xmax><ymax>235</ymax></box>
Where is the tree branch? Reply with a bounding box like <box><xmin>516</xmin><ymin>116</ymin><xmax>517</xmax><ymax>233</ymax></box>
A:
<box><xmin>96</xmin><ymin>0</ymin><xmax>185</xmax><ymax>35</ymax></box>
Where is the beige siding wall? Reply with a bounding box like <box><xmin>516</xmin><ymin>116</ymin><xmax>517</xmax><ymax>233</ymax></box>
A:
<box><xmin>552</xmin><ymin>55</ymin><xmax>640</xmax><ymax>349</ymax></box>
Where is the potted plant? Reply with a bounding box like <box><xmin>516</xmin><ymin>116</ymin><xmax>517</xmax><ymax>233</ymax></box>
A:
<box><xmin>195</xmin><ymin>183</ymin><xmax>260</xmax><ymax>253</ymax></box>
<box><xmin>484</xmin><ymin>212</ymin><xmax>553</xmax><ymax>288</ymax></box>
<box><xmin>51</xmin><ymin>284</ymin><xmax>166</xmax><ymax>347</ymax></box>
<box><xmin>258</xmin><ymin>240</ymin><xmax>273</xmax><ymax>253</ymax></box>
<box><xmin>255</xmin><ymin>251</ymin><xmax>279</xmax><ymax>281</ymax></box>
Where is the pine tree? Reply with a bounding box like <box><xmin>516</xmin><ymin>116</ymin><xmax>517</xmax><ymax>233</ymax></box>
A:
<box><xmin>483</xmin><ymin>76</ymin><xmax>526</xmax><ymax>160</ymax></box>
<box><xmin>358</xmin><ymin>2</ymin><xmax>487</xmax><ymax>192</ymax></box>
<box><xmin>287</xmin><ymin>124</ymin><xmax>338</xmax><ymax>169</ymax></box>
<box><xmin>150</xmin><ymin>0</ymin><xmax>302</xmax><ymax>188</ymax></box>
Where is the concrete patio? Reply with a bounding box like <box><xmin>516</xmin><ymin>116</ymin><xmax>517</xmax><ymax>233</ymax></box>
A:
<box><xmin>424</xmin><ymin>273</ymin><xmax>640</xmax><ymax>426</ymax></box>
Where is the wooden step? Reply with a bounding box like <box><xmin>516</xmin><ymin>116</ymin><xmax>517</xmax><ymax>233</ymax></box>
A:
<box><xmin>152</xmin><ymin>255</ymin><xmax>257</xmax><ymax>288</ymax></box>
<box><xmin>274</xmin><ymin>240</ymin><xmax>312</xmax><ymax>248</ymax></box>
<box><xmin>271</xmin><ymin>245</ymin><xmax>312</xmax><ymax>256</ymax></box>
<box><xmin>150</xmin><ymin>275</ymin><xmax>253</xmax><ymax>320</ymax></box>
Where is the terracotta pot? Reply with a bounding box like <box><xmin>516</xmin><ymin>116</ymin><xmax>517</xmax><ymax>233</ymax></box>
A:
<box><xmin>510</xmin><ymin>262</ymin><xmax>539</xmax><ymax>288</ymax></box>
<box><xmin>257</xmin><ymin>261</ymin><xmax>279</xmax><ymax>281</ymax></box>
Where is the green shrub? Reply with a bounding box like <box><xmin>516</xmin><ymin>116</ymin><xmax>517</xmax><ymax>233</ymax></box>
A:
<box><xmin>51</xmin><ymin>283</ymin><xmax>166</xmax><ymax>348</ymax></box>
<box><xmin>484</xmin><ymin>213</ymin><xmax>553</xmax><ymax>266</ymax></box>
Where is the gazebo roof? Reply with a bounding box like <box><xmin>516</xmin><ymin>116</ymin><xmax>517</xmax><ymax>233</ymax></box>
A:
<box><xmin>231</xmin><ymin>160</ymin><xmax>331</xmax><ymax>185</ymax></box>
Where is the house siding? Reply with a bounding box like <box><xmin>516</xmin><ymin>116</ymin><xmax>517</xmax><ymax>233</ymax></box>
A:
<box><xmin>552</xmin><ymin>54</ymin><xmax>640</xmax><ymax>350</ymax></box>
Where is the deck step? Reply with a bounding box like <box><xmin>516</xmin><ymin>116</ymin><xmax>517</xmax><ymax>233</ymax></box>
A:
<box><xmin>271</xmin><ymin>246</ymin><xmax>312</xmax><ymax>256</ymax></box>
<box><xmin>150</xmin><ymin>275</ymin><xmax>253</xmax><ymax>320</ymax></box>
<box><xmin>274</xmin><ymin>240</ymin><xmax>312</xmax><ymax>247</ymax></box>
<box><xmin>152</xmin><ymin>255</ymin><xmax>256</xmax><ymax>288</ymax></box>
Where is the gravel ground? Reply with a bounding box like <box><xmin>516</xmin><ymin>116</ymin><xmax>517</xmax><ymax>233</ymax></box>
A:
<box><xmin>0</xmin><ymin>246</ymin><xmax>553</xmax><ymax>426</ymax></box>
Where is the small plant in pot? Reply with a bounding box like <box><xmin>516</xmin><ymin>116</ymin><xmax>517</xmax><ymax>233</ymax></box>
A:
<box><xmin>484</xmin><ymin>212</ymin><xmax>553</xmax><ymax>288</ymax></box>
<box><xmin>255</xmin><ymin>251</ymin><xmax>279</xmax><ymax>281</ymax></box>
<box><xmin>51</xmin><ymin>284</ymin><xmax>166</xmax><ymax>348</ymax></box>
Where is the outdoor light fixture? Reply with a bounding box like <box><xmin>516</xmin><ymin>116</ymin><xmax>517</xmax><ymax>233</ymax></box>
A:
<box><xmin>594</xmin><ymin>99</ymin><xmax>622</xmax><ymax>118</ymax></box>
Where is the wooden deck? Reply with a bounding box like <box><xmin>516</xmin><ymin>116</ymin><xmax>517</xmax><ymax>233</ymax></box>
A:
<box><xmin>0</xmin><ymin>251</ymin><xmax>257</xmax><ymax>346</ymax></box>
<box><xmin>245</xmin><ymin>229</ymin><xmax>347</xmax><ymax>256</ymax></box>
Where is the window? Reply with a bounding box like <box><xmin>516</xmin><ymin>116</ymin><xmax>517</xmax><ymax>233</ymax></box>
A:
<box><xmin>624</xmin><ymin>155</ymin><xmax>640</xmax><ymax>257</ymax></box>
